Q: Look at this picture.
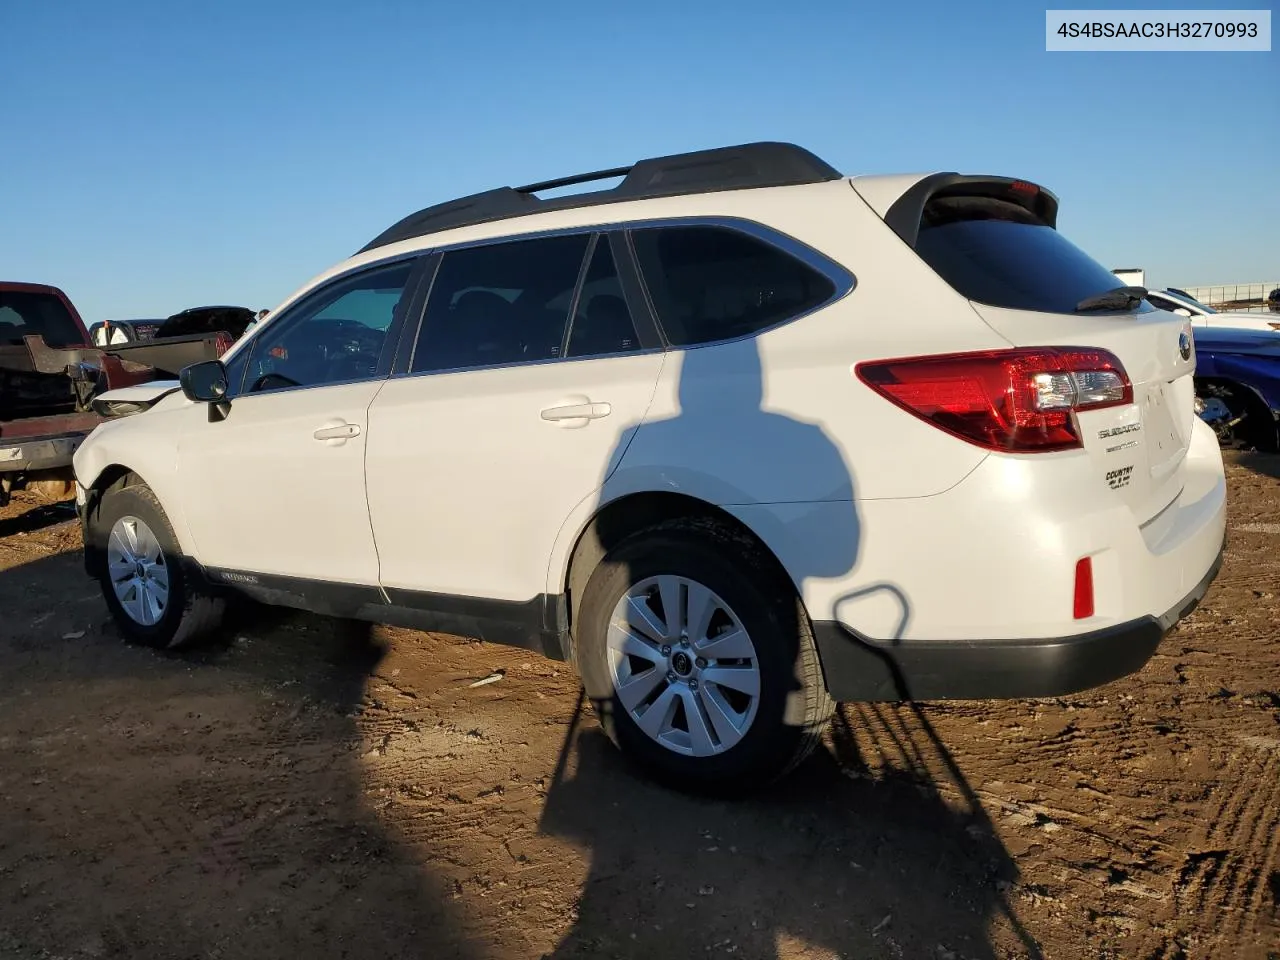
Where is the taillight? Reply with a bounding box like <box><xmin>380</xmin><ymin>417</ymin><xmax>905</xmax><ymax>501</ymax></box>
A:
<box><xmin>855</xmin><ymin>347</ymin><xmax>1132</xmax><ymax>453</ymax></box>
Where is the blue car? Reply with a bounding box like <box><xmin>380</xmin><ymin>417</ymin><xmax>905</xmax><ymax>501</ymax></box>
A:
<box><xmin>1194</xmin><ymin>326</ymin><xmax>1280</xmax><ymax>452</ymax></box>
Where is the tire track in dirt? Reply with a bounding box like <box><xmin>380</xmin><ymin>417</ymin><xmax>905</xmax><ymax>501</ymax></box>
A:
<box><xmin>1161</xmin><ymin>742</ymin><xmax>1280</xmax><ymax>957</ymax></box>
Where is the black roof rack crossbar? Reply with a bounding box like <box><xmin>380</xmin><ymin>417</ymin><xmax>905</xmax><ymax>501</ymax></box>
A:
<box><xmin>516</xmin><ymin>166</ymin><xmax>632</xmax><ymax>195</ymax></box>
<box><xmin>358</xmin><ymin>141</ymin><xmax>843</xmax><ymax>254</ymax></box>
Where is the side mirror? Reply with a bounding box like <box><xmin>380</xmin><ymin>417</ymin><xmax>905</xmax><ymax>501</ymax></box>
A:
<box><xmin>180</xmin><ymin>360</ymin><xmax>229</xmax><ymax>402</ymax></box>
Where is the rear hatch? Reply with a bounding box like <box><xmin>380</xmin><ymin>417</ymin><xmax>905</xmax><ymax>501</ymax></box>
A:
<box><xmin>866</xmin><ymin>176</ymin><xmax>1197</xmax><ymax>525</ymax></box>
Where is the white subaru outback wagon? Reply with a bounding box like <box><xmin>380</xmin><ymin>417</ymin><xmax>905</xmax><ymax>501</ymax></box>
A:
<box><xmin>74</xmin><ymin>142</ymin><xmax>1227</xmax><ymax>794</ymax></box>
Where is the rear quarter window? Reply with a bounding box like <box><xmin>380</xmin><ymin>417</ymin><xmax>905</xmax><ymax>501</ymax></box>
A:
<box><xmin>630</xmin><ymin>225</ymin><xmax>836</xmax><ymax>346</ymax></box>
<box><xmin>913</xmin><ymin>195</ymin><xmax>1141</xmax><ymax>315</ymax></box>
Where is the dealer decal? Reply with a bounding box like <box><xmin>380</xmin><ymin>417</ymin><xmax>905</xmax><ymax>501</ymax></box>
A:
<box><xmin>1106</xmin><ymin>465</ymin><xmax>1134</xmax><ymax>490</ymax></box>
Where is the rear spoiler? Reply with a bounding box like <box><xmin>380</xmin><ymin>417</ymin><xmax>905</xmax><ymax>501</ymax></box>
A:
<box><xmin>881</xmin><ymin>173</ymin><xmax>1061</xmax><ymax>249</ymax></box>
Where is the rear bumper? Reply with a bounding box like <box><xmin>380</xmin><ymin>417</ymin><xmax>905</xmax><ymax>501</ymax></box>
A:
<box><xmin>811</xmin><ymin>534</ymin><xmax>1225</xmax><ymax>702</ymax></box>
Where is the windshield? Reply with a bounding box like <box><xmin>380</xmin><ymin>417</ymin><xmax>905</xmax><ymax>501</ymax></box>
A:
<box><xmin>0</xmin><ymin>290</ymin><xmax>83</xmax><ymax>347</ymax></box>
<box><xmin>912</xmin><ymin>196</ymin><xmax>1142</xmax><ymax>314</ymax></box>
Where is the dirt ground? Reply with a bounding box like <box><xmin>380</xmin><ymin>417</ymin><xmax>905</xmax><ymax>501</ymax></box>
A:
<box><xmin>1</xmin><ymin>455</ymin><xmax>1278</xmax><ymax>960</ymax></box>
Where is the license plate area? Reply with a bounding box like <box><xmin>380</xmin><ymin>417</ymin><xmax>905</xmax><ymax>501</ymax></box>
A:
<box><xmin>1145</xmin><ymin>381</ymin><xmax>1187</xmax><ymax>480</ymax></box>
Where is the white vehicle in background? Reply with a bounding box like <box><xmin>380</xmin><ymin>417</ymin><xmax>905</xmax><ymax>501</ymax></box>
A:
<box><xmin>72</xmin><ymin>142</ymin><xmax>1227</xmax><ymax>795</ymax></box>
<box><xmin>1148</xmin><ymin>288</ymin><xmax>1280</xmax><ymax>332</ymax></box>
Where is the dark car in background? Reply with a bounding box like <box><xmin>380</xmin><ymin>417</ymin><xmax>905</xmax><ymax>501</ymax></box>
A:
<box><xmin>155</xmin><ymin>305</ymin><xmax>257</xmax><ymax>340</ymax></box>
<box><xmin>1194</xmin><ymin>326</ymin><xmax>1280</xmax><ymax>452</ymax></box>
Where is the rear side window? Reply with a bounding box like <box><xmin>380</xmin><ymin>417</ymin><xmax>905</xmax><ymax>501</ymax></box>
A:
<box><xmin>913</xmin><ymin>194</ymin><xmax>1133</xmax><ymax>315</ymax></box>
<box><xmin>630</xmin><ymin>226</ymin><xmax>835</xmax><ymax>346</ymax></box>
<box><xmin>412</xmin><ymin>234</ymin><xmax>590</xmax><ymax>374</ymax></box>
<box><xmin>0</xmin><ymin>291</ymin><xmax>82</xmax><ymax>347</ymax></box>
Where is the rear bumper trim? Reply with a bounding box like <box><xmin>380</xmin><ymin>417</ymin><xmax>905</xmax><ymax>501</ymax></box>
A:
<box><xmin>811</xmin><ymin>536</ymin><xmax>1225</xmax><ymax>702</ymax></box>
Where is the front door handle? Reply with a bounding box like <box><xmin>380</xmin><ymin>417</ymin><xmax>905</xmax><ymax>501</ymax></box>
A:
<box><xmin>540</xmin><ymin>402</ymin><xmax>612</xmax><ymax>422</ymax></box>
<box><xmin>313</xmin><ymin>423</ymin><xmax>361</xmax><ymax>441</ymax></box>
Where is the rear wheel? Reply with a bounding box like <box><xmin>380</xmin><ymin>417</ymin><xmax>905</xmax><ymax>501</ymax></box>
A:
<box><xmin>88</xmin><ymin>481</ymin><xmax>225</xmax><ymax>649</ymax></box>
<box><xmin>576</xmin><ymin>519</ymin><xmax>833</xmax><ymax>796</ymax></box>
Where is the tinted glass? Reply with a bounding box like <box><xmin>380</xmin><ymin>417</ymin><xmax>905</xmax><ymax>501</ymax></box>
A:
<box><xmin>565</xmin><ymin>238</ymin><xmax>640</xmax><ymax>358</ymax></box>
<box><xmin>0</xmin><ymin>291</ymin><xmax>82</xmax><ymax>347</ymax></box>
<box><xmin>237</xmin><ymin>261</ymin><xmax>414</xmax><ymax>394</ymax></box>
<box><xmin>1147</xmin><ymin>294</ymin><xmax>1182</xmax><ymax>313</ymax></box>
<box><xmin>913</xmin><ymin>196</ymin><xmax>1134</xmax><ymax>314</ymax></box>
<box><xmin>630</xmin><ymin>226</ymin><xmax>835</xmax><ymax>346</ymax></box>
<box><xmin>1161</xmin><ymin>289</ymin><xmax>1216</xmax><ymax>313</ymax></box>
<box><xmin>158</xmin><ymin>307</ymin><xmax>256</xmax><ymax>339</ymax></box>
<box><xmin>412</xmin><ymin>234</ymin><xmax>590</xmax><ymax>373</ymax></box>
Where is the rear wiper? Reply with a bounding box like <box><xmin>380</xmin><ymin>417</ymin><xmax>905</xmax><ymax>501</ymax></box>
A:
<box><xmin>1075</xmin><ymin>285</ymin><xmax>1148</xmax><ymax>312</ymax></box>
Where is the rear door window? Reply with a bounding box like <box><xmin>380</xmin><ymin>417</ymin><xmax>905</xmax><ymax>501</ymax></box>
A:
<box><xmin>912</xmin><ymin>193</ymin><xmax>1140</xmax><ymax>315</ymax></box>
<box><xmin>411</xmin><ymin>234</ymin><xmax>591</xmax><ymax>374</ymax></box>
<box><xmin>0</xmin><ymin>291</ymin><xmax>82</xmax><ymax>347</ymax></box>
<box><xmin>630</xmin><ymin>225</ymin><xmax>835</xmax><ymax>346</ymax></box>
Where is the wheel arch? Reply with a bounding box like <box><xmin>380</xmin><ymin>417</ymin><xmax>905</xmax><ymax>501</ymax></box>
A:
<box><xmin>1195</xmin><ymin>374</ymin><xmax>1280</xmax><ymax>452</ymax></box>
<box><xmin>559</xmin><ymin>491</ymin><xmax>799</xmax><ymax>661</ymax></box>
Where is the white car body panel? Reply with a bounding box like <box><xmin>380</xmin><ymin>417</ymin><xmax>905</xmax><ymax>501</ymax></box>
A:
<box><xmin>726</xmin><ymin>415</ymin><xmax>1225</xmax><ymax>642</ymax></box>
<box><xmin>366</xmin><ymin>351</ymin><xmax>666</xmax><ymax>602</ymax></box>
<box><xmin>176</xmin><ymin>381</ymin><xmax>384</xmax><ymax>584</ymax></box>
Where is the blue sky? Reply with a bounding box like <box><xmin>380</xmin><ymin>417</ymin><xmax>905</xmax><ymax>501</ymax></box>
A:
<box><xmin>2</xmin><ymin>0</ymin><xmax>1276</xmax><ymax>321</ymax></box>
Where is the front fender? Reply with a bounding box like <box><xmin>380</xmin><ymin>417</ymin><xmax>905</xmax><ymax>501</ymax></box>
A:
<box><xmin>72</xmin><ymin>401</ymin><xmax>199</xmax><ymax>556</ymax></box>
<box><xmin>1206</xmin><ymin>355</ymin><xmax>1280</xmax><ymax>414</ymax></box>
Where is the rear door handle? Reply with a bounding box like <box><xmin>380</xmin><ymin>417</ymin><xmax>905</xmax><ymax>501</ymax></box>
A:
<box><xmin>313</xmin><ymin>423</ymin><xmax>361</xmax><ymax>441</ymax></box>
<box><xmin>540</xmin><ymin>402</ymin><xmax>612</xmax><ymax>422</ymax></box>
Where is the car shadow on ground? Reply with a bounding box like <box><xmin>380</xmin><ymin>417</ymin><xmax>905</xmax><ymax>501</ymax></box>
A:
<box><xmin>0</xmin><ymin>550</ymin><xmax>484</xmax><ymax>960</ymax></box>
<box><xmin>1233</xmin><ymin>451</ymin><xmax>1280</xmax><ymax>481</ymax></box>
<box><xmin>0</xmin><ymin>497</ymin><xmax>76</xmax><ymax>537</ymax></box>
<box><xmin>538</xmin><ymin>693</ymin><xmax>1041</xmax><ymax>960</ymax></box>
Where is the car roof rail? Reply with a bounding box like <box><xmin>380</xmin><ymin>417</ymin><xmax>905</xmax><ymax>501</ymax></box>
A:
<box><xmin>358</xmin><ymin>141</ymin><xmax>844</xmax><ymax>254</ymax></box>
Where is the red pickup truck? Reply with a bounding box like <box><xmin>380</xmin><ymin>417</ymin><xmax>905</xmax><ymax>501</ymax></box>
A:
<box><xmin>0</xmin><ymin>282</ymin><xmax>233</xmax><ymax>507</ymax></box>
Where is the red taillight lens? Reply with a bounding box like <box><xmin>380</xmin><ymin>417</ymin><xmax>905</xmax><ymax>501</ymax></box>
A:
<box><xmin>1073</xmin><ymin>557</ymin><xmax>1094</xmax><ymax>619</ymax></box>
<box><xmin>855</xmin><ymin>348</ymin><xmax>1132</xmax><ymax>453</ymax></box>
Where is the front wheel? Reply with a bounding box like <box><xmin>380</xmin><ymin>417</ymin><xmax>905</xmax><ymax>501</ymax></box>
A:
<box><xmin>575</xmin><ymin>519</ymin><xmax>833</xmax><ymax>796</ymax></box>
<box><xmin>87</xmin><ymin>480</ymin><xmax>225</xmax><ymax>649</ymax></box>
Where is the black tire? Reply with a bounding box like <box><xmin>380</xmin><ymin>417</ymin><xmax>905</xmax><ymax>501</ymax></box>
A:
<box><xmin>575</xmin><ymin>518</ymin><xmax>834</xmax><ymax>797</ymax></box>
<box><xmin>87</xmin><ymin>480</ymin><xmax>225</xmax><ymax>649</ymax></box>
